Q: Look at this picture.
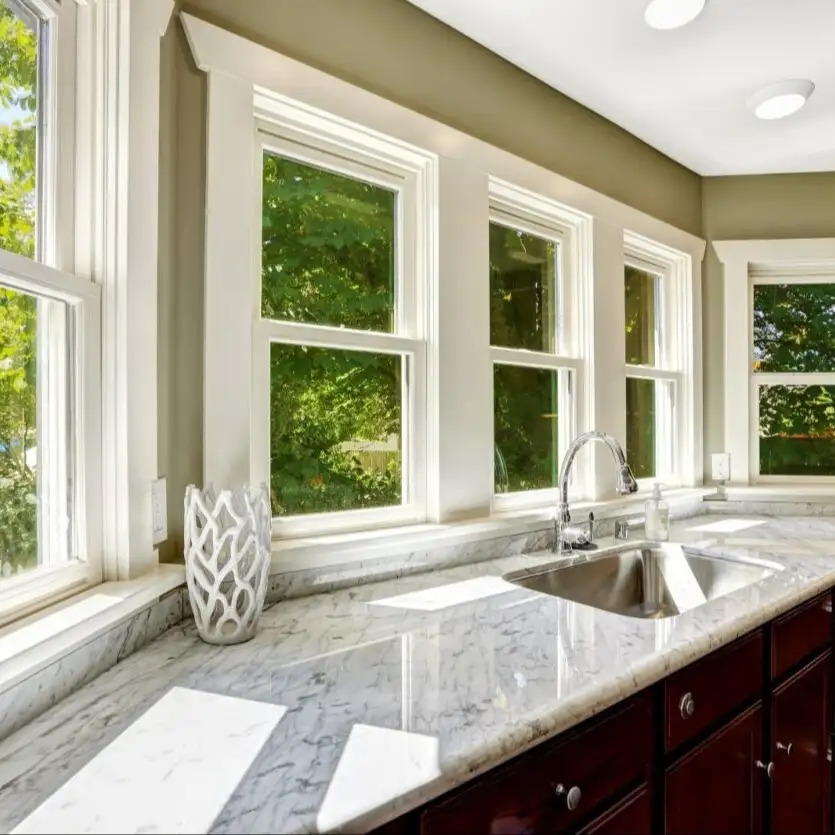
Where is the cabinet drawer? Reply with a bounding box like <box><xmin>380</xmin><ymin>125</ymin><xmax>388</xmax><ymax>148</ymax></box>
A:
<box><xmin>665</xmin><ymin>630</ymin><xmax>762</xmax><ymax>751</ymax></box>
<box><xmin>578</xmin><ymin>787</ymin><xmax>651</xmax><ymax>835</ymax></box>
<box><xmin>421</xmin><ymin>693</ymin><xmax>652</xmax><ymax>834</ymax></box>
<box><xmin>772</xmin><ymin>591</ymin><xmax>832</xmax><ymax>680</ymax></box>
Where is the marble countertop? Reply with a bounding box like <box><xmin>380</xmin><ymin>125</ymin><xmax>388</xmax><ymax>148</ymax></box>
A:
<box><xmin>3</xmin><ymin>514</ymin><xmax>835</xmax><ymax>834</ymax></box>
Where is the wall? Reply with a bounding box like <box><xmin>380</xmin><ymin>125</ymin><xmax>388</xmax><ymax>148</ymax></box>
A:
<box><xmin>157</xmin><ymin>0</ymin><xmax>703</xmax><ymax>559</ymax></box>
<box><xmin>701</xmin><ymin>173</ymin><xmax>835</xmax><ymax>479</ymax></box>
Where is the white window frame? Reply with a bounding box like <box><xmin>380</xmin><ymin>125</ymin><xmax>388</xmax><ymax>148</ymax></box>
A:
<box><xmin>488</xmin><ymin>181</ymin><xmax>589</xmax><ymax>511</ymax></box>
<box><xmin>181</xmin><ymin>13</ymin><xmax>706</xmax><ymax>556</ymax></box>
<box><xmin>715</xmin><ymin>239</ymin><xmax>835</xmax><ymax>487</ymax></box>
<box><xmin>252</xmin><ymin>128</ymin><xmax>431</xmax><ymax>538</ymax></box>
<box><xmin>623</xmin><ymin>232</ymin><xmax>698</xmax><ymax>491</ymax></box>
<box><xmin>0</xmin><ymin>250</ymin><xmax>101</xmax><ymax>626</ymax></box>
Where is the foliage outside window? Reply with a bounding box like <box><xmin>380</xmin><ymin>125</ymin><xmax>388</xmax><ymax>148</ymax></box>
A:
<box><xmin>261</xmin><ymin>149</ymin><xmax>413</xmax><ymax>519</ymax></box>
<box><xmin>624</xmin><ymin>263</ymin><xmax>675</xmax><ymax>481</ymax></box>
<box><xmin>0</xmin><ymin>0</ymin><xmax>40</xmax><ymax>580</ymax></box>
<box><xmin>490</xmin><ymin>216</ymin><xmax>575</xmax><ymax>496</ymax></box>
<box><xmin>753</xmin><ymin>282</ymin><xmax>835</xmax><ymax>477</ymax></box>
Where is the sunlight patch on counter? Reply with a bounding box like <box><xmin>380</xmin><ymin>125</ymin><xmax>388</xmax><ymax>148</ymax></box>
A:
<box><xmin>12</xmin><ymin>687</ymin><xmax>286</xmax><ymax>834</ymax></box>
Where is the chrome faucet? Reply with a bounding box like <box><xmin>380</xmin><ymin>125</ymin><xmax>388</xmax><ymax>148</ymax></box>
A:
<box><xmin>553</xmin><ymin>431</ymin><xmax>639</xmax><ymax>554</ymax></box>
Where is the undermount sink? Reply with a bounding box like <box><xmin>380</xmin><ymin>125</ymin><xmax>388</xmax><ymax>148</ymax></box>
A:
<box><xmin>504</xmin><ymin>543</ymin><xmax>781</xmax><ymax>619</ymax></box>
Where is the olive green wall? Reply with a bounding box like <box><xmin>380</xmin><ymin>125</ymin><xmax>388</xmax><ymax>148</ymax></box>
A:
<box><xmin>701</xmin><ymin>174</ymin><xmax>835</xmax><ymax>479</ymax></box>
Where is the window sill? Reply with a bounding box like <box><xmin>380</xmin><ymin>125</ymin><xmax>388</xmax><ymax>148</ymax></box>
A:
<box><xmin>270</xmin><ymin>487</ymin><xmax>710</xmax><ymax>573</ymax></box>
<box><xmin>716</xmin><ymin>485</ymin><xmax>835</xmax><ymax>503</ymax></box>
<box><xmin>0</xmin><ymin>564</ymin><xmax>184</xmax><ymax>696</ymax></box>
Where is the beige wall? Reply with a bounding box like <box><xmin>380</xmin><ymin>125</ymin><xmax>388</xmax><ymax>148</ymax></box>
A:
<box><xmin>701</xmin><ymin>173</ymin><xmax>835</xmax><ymax>479</ymax></box>
<box><xmin>156</xmin><ymin>0</ymin><xmax>707</xmax><ymax>560</ymax></box>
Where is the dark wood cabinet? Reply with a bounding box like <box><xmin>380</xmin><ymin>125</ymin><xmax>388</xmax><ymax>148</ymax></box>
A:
<box><xmin>665</xmin><ymin>703</ymin><xmax>763</xmax><ymax>835</ymax></box>
<box><xmin>376</xmin><ymin>592</ymin><xmax>835</xmax><ymax>835</ymax></box>
<box><xmin>579</xmin><ymin>787</ymin><xmax>651</xmax><ymax>835</ymax></box>
<box><xmin>772</xmin><ymin>650</ymin><xmax>832</xmax><ymax>835</ymax></box>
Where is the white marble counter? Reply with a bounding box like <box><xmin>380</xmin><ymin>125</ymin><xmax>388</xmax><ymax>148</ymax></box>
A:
<box><xmin>2</xmin><ymin>514</ymin><xmax>835</xmax><ymax>834</ymax></box>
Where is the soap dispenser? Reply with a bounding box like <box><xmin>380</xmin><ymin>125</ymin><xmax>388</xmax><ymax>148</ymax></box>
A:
<box><xmin>645</xmin><ymin>483</ymin><xmax>670</xmax><ymax>542</ymax></box>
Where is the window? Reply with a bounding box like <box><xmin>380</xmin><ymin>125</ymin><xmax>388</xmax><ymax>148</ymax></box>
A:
<box><xmin>490</xmin><ymin>200</ymin><xmax>580</xmax><ymax>504</ymax></box>
<box><xmin>623</xmin><ymin>242</ymin><xmax>693</xmax><ymax>488</ymax></box>
<box><xmin>751</xmin><ymin>277</ymin><xmax>835</xmax><ymax>480</ymax></box>
<box><xmin>256</xmin><ymin>137</ymin><xmax>427</xmax><ymax>536</ymax></box>
<box><xmin>0</xmin><ymin>0</ymin><xmax>101</xmax><ymax>624</ymax></box>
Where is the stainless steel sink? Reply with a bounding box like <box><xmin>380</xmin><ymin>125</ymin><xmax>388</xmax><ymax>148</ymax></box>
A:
<box><xmin>504</xmin><ymin>543</ymin><xmax>780</xmax><ymax>619</ymax></box>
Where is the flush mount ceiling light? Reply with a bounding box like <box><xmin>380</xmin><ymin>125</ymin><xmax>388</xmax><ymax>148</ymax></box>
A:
<box><xmin>748</xmin><ymin>79</ymin><xmax>816</xmax><ymax>121</ymax></box>
<box><xmin>644</xmin><ymin>0</ymin><xmax>706</xmax><ymax>30</ymax></box>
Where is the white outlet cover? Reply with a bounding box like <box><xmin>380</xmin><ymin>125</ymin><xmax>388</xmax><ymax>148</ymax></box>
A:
<box><xmin>152</xmin><ymin>477</ymin><xmax>168</xmax><ymax>544</ymax></box>
<box><xmin>711</xmin><ymin>453</ymin><xmax>731</xmax><ymax>481</ymax></box>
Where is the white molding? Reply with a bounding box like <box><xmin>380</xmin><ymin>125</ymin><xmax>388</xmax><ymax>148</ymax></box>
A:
<box><xmin>180</xmin><ymin>13</ymin><xmax>704</xmax><ymax>263</ymax></box>
<box><xmin>714</xmin><ymin>238</ymin><xmax>835</xmax><ymax>486</ymax></box>
<box><xmin>74</xmin><ymin>0</ymin><xmax>174</xmax><ymax>581</ymax></box>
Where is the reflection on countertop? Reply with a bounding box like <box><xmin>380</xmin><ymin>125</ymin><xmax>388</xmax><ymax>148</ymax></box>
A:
<box><xmin>2</xmin><ymin>514</ymin><xmax>835</xmax><ymax>834</ymax></box>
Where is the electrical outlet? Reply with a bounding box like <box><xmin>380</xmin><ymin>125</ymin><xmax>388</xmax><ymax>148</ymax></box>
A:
<box><xmin>711</xmin><ymin>453</ymin><xmax>731</xmax><ymax>482</ymax></box>
<box><xmin>152</xmin><ymin>477</ymin><xmax>168</xmax><ymax>545</ymax></box>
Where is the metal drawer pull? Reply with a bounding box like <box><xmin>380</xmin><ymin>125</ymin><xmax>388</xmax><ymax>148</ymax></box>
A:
<box><xmin>756</xmin><ymin>760</ymin><xmax>775</xmax><ymax>778</ymax></box>
<box><xmin>555</xmin><ymin>784</ymin><xmax>582</xmax><ymax>811</ymax></box>
<box><xmin>776</xmin><ymin>741</ymin><xmax>793</xmax><ymax>757</ymax></box>
<box><xmin>823</xmin><ymin>599</ymin><xmax>832</xmax><ymax>614</ymax></box>
<box><xmin>679</xmin><ymin>692</ymin><xmax>695</xmax><ymax>719</ymax></box>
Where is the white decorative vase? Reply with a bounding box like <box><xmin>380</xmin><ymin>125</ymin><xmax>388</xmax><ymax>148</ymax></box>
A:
<box><xmin>184</xmin><ymin>484</ymin><xmax>271</xmax><ymax>645</ymax></box>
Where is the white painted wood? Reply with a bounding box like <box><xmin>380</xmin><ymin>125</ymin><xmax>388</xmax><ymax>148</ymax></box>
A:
<box><xmin>714</xmin><ymin>238</ymin><xmax>835</xmax><ymax>486</ymax></box>
<box><xmin>433</xmin><ymin>160</ymin><xmax>491</xmax><ymax>521</ymax></box>
<box><xmin>71</xmin><ymin>0</ymin><xmax>174</xmax><ymax>582</ymax></box>
<box><xmin>179</xmin><ymin>14</ymin><xmax>704</xmax><ymax>263</ymax></box>
<box><xmin>202</xmin><ymin>72</ymin><xmax>256</xmax><ymax>492</ymax></box>
<box><xmin>180</xmin><ymin>11</ymin><xmax>707</xmax><ymax>540</ymax></box>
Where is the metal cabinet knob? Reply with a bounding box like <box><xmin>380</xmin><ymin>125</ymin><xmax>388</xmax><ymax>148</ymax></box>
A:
<box><xmin>756</xmin><ymin>760</ymin><xmax>775</xmax><ymax>778</ymax></box>
<box><xmin>555</xmin><ymin>783</ymin><xmax>582</xmax><ymax>811</ymax></box>
<box><xmin>679</xmin><ymin>692</ymin><xmax>695</xmax><ymax>719</ymax></box>
<box><xmin>776</xmin><ymin>741</ymin><xmax>793</xmax><ymax>757</ymax></box>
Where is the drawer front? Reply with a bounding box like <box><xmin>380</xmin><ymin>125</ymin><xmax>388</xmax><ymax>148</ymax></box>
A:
<box><xmin>579</xmin><ymin>787</ymin><xmax>651</xmax><ymax>835</ymax></box>
<box><xmin>772</xmin><ymin>591</ymin><xmax>833</xmax><ymax>680</ymax></box>
<box><xmin>421</xmin><ymin>693</ymin><xmax>652</xmax><ymax>834</ymax></box>
<box><xmin>665</xmin><ymin>630</ymin><xmax>763</xmax><ymax>751</ymax></box>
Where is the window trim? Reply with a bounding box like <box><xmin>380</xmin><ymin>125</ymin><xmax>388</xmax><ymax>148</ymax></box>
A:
<box><xmin>0</xmin><ymin>249</ymin><xmax>102</xmax><ymax>628</ymax></box>
<box><xmin>487</xmin><ymin>185</ymin><xmax>589</xmax><ymax>510</ymax></box>
<box><xmin>182</xmin><ymin>12</ymin><xmax>706</xmax><ymax>550</ymax></box>
<box><xmin>623</xmin><ymin>233</ymin><xmax>699</xmax><ymax>490</ymax></box>
<box><xmin>715</xmin><ymin>238</ymin><xmax>835</xmax><ymax>486</ymax></box>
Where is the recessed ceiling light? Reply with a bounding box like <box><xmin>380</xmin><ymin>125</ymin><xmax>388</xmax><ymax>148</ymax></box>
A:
<box><xmin>644</xmin><ymin>0</ymin><xmax>706</xmax><ymax>30</ymax></box>
<box><xmin>748</xmin><ymin>79</ymin><xmax>815</xmax><ymax>121</ymax></box>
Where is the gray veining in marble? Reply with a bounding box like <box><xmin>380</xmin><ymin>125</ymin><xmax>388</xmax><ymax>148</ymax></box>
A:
<box><xmin>0</xmin><ymin>589</ymin><xmax>185</xmax><ymax>746</ymax></box>
<box><xmin>2</xmin><ymin>514</ymin><xmax>835</xmax><ymax>834</ymax></box>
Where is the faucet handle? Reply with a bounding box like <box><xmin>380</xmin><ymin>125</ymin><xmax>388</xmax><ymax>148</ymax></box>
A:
<box><xmin>615</xmin><ymin>518</ymin><xmax>629</xmax><ymax>540</ymax></box>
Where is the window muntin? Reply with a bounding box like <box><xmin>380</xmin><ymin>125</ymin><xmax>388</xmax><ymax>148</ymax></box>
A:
<box><xmin>489</xmin><ymin>207</ymin><xmax>579</xmax><ymax>502</ymax></box>
<box><xmin>750</xmin><ymin>276</ymin><xmax>835</xmax><ymax>480</ymax></box>
<box><xmin>0</xmin><ymin>0</ymin><xmax>102</xmax><ymax>621</ymax></box>
<box><xmin>258</xmin><ymin>138</ymin><xmax>426</xmax><ymax>533</ymax></box>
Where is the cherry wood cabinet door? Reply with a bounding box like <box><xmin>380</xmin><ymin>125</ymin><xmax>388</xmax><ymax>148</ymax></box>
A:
<box><xmin>772</xmin><ymin>650</ymin><xmax>832</xmax><ymax>835</ymax></box>
<box><xmin>665</xmin><ymin>703</ymin><xmax>763</xmax><ymax>835</ymax></box>
<box><xmin>579</xmin><ymin>787</ymin><xmax>651</xmax><ymax>835</ymax></box>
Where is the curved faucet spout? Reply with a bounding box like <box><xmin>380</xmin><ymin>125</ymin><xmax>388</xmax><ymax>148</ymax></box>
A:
<box><xmin>557</xmin><ymin>431</ymin><xmax>638</xmax><ymax>522</ymax></box>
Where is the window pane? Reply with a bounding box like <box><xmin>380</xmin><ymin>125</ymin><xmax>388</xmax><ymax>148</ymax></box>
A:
<box><xmin>261</xmin><ymin>152</ymin><xmax>396</xmax><ymax>332</ymax></box>
<box><xmin>494</xmin><ymin>364</ymin><xmax>559</xmax><ymax>493</ymax></box>
<box><xmin>626</xmin><ymin>377</ymin><xmax>656</xmax><ymax>479</ymax></box>
<box><xmin>489</xmin><ymin>222</ymin><xmax>557</xmax><ymax>353</ymax></box>
<box><xmin>753</xmin><ymin>284</ymin><xmax>835</xmax><ymax>373</ymax></box>
<box><xmin>625</xmin><ymin>266</ymin><xmax>658</xmax><ymax>366</ymax></box>
<box><xmin>0</xmin><ymin>286</ymin><xmax>37</xmax><ymax>579</ymax></box>
<box><xmin>0</xmin><ymin>0</ymin><xmax>39</xmax><ymax>260</ymax></box>
<box><xmin>759</xmin><ymin>385</ymin><xmax>835</xmax><ymax>476</ymax></box>
<box><xmin>270</xmin><ymin>344</ymin><xmax>402</xmax><ymax>515</ymax></box>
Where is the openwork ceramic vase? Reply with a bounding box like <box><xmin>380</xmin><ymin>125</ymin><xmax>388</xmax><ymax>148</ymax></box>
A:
<box><xmin>184</xmin><ymin>483</ymin><xmax>271</xmax><ymax>645</ymax></box>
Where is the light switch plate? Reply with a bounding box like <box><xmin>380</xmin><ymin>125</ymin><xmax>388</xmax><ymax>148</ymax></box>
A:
<box><xmin>711</xmin><ymin>453</ymin><xmax>731</xmax><ymax>482</ymax></box>
<box><xmin>152</xmin><ymin>477</ymin><xmax>168</xmax><ymax>545</ymax></box>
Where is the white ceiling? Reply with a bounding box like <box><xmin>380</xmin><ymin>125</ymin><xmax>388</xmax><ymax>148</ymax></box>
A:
<box><xmin>406</xmin><ymin>0</ymin><xmax>835</xmax><ymax>176</ymax></box>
